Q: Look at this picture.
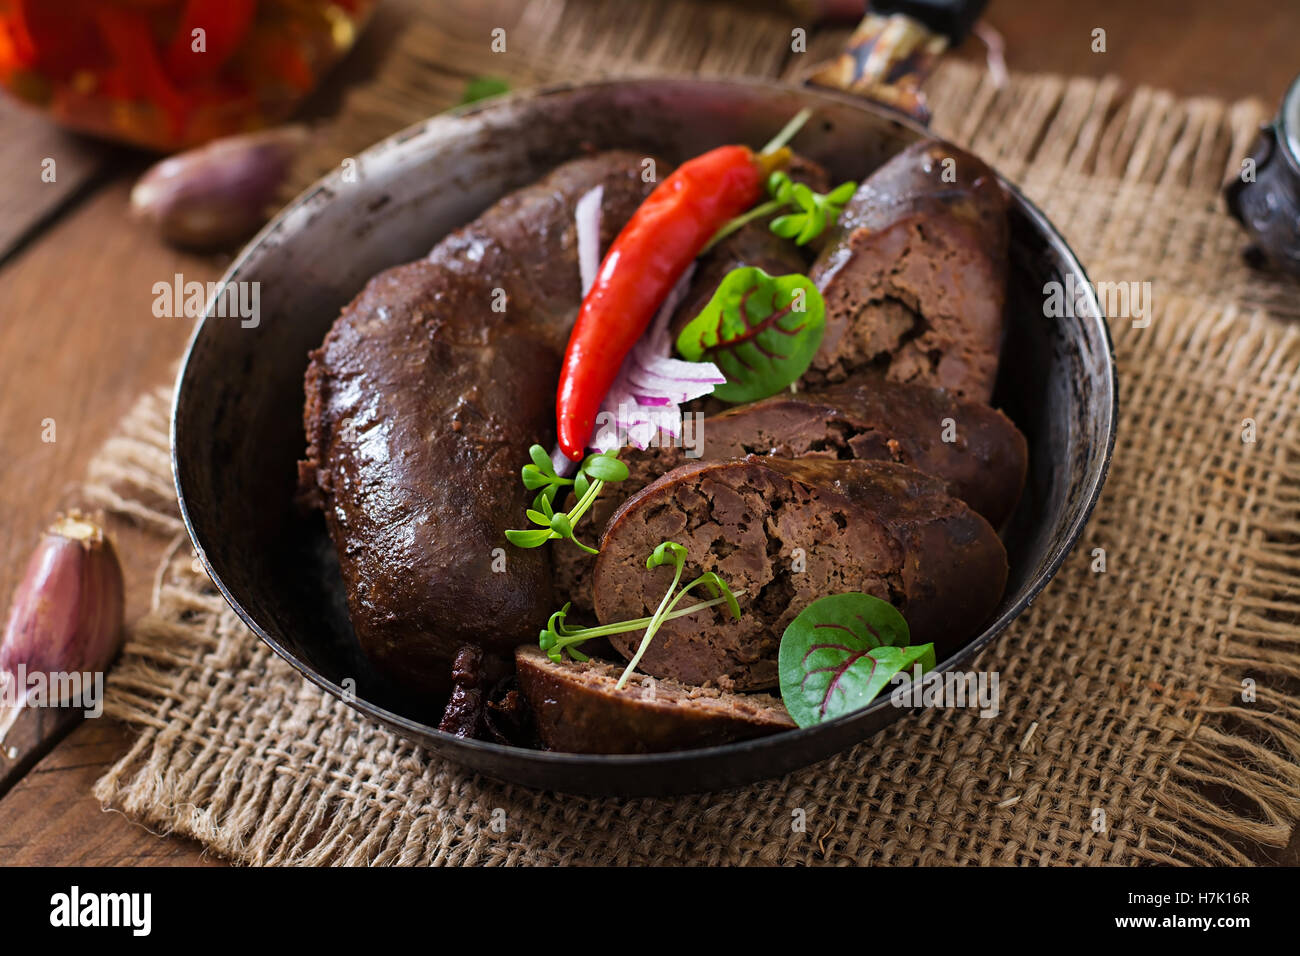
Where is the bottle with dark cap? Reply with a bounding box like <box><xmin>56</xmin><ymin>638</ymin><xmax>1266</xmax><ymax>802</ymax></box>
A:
<box><xmin>804</xmin><ymin>0</ymin><xmax>991</xmax><ymax>122</ymax></box>
<box><xmin>1225</xmin><ymin>73</ymin><xmax>1300</xmax><ymax>273</ymax></box>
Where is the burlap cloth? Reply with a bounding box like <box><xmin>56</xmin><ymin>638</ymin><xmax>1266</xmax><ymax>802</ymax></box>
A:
<box><xmin>81</xmin><ymin>1</ymin><xmax>1300</xmax><ymax>865</ymax></box>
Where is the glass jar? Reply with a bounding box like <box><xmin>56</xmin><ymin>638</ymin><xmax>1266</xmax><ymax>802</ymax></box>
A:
<box><xmin>0</xmin><ymin>0</ymin><xmax>375</xmax><ymax>151</ymax></box>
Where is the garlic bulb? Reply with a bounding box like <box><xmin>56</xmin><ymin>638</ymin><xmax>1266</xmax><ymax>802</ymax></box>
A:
<box><xmin>0</xmin><ymin>513</ymin><xmax>125</xmax><ymax>745</ymax></box>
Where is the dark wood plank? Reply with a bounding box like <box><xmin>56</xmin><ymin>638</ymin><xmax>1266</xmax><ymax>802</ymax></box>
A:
<box><xmin>0</xmin><ymin>175</ymin><xmax>217</xmax><ymax>804</ymax></box>
<box><xmin>951</xmin><ymin>0</ymin><xmax>1300</xmax><ymax>105</ymax></box>
<box><xmin>0</xmin><ymin>175</ymin><xmax>214</xmax><ymax>622</ymax></box>
<box><xmin>0</xmin><ymin>707</ymin><xmax>81</xmax><ymax>797</ymax></box>
<box><xmin>0</xmin><ymin>98</ymin><xmax>113</xmax><ymax>266</ymax></box>
<box><xmin>0</xmin><ymin>720</ymin><xmax>220</xmax><ymax>866</ymax></box>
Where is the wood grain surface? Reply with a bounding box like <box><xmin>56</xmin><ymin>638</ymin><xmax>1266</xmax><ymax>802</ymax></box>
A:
<box><xmin>0</xmin><ymin>0</ymin><xmax>1296</xmax><ymax>867</ymax></box>
<box><xmin>0</xmin><ymin>108</ymin><xmax>110</xmax><ymax>267</ymax></box>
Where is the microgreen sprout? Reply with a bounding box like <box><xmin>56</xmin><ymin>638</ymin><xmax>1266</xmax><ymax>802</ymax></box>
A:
<box><xmin>616</xmin><ymin>541</ymin><xmax>740</xmax><ymax>688</ymax></box>
<box><xmin>703</xmin><ymin>172</ymin><xmax>856</xmax><ymax>253</ymax></box>
<box><xmin>536</xmin><ymin>540</ymin><xmax>743</xmax><ymax>689</ymax></box>
<box><xmin>506</xmin><ymin>444</ymin><xmax>628</xmax><ymax>554</ymax></box>
<box><xmin>768</xmin><ymin>174</ymin><xmax>857</xmax><ymax>246</ymax></box>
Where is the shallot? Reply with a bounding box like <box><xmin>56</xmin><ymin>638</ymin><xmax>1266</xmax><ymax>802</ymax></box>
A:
<box><xmin>0</xmin><ymin>513</ymin><xmax>125</xmax><ymax>745</ymax></box>
<box><xmin>130</xmin><ymin>125</ymin><xmax>308</xmax><ymax>250</ymax></box>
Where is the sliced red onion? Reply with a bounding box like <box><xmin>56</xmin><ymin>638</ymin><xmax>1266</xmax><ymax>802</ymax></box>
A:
<box><xmin>591</xmin><ymin>264</ymin><xmax>724</xmax><ymax>452</ymax></box>
<box><xmin>576</xmin><ymin>185</ymin><xmax>604</xmax><ymax>296</ymax></box>
<box><xmin>550</xmin><ymin>443</ymin><xmax>577</xmax><ymax>478</ymax></box>
<box><xmin>572</xmin><ymin>193</ymin><xmax>724</xmax><ymax>455</ymax></box>
<box><xmin>546</xmin><ymin>185</ymin><xmax>605</xmax><ymax>477</ymax></box>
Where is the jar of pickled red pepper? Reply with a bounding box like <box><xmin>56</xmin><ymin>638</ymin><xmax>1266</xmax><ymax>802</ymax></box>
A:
<box><xmin>0</xmin><ymin>0</ymin><xmax>375</xmax><ymax>151</ymax></box>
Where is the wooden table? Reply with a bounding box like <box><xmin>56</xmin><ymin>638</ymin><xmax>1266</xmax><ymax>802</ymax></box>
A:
<box><xmin>0</xmin><ymin>0</ymin><xmax>1296</xmax><ymax>867</ymax></box>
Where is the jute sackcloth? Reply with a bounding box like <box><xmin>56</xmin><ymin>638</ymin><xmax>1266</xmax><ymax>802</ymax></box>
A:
<box><xmin>81</xmin><ymin>1</ymin><xmax>1300</xmax><ymax>865</ymax></box>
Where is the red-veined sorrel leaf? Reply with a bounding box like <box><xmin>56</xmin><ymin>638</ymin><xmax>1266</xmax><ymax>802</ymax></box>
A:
<box><xmin>675</xmin><ymin>266</ymin><xmax>825</xmax><ymax>403</ymax></box>
<box><xmin>778</xmin><ymin>592</ymin><xmax>935</xmax><ymax>728</ymax></box>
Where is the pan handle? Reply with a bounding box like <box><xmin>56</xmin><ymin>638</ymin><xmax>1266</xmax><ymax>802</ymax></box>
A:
<box><xmin>804</xmin><ymin>0</ymin><xmax>991</xmax><ymax>125</ymax></box>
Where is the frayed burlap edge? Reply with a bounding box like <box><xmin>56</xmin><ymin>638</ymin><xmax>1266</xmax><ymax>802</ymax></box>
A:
<box><xmin>1118</xmin><ymin>304</ymin><xmax>1300</xmax><ymax>865</ymax></box>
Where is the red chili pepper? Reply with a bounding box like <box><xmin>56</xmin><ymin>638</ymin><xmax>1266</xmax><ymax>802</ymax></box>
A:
<box><xmin>555</xmin><ymin>144</ymin><xmax>791</xmax><ymax>461</ymax></box>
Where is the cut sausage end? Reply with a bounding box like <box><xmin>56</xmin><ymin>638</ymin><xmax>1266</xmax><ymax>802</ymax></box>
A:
<box><xmin>809</xmin><ymin>139</ymin><xmax>1009</xmax><ymax>403</ymax></box>
<box><xmin>515</xmin><ymin>644</ymin><xmax>794</xmax><ymax>754</ymax></box>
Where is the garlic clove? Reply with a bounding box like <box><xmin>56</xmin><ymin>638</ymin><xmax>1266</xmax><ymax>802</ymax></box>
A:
<box><xmin>0</xmin><ymin>512</ymin><xmax>125</xmax><ymax>744</ymax></box>
<box><xmin>130</xmin><ymin>125</ymin><xmax>310</xmax><ymax>251</ymax></box>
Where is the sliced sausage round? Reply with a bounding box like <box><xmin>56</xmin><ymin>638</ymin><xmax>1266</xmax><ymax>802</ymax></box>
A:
<box><xmin>592</xmin><ymin>456</ymin><xmax>1007</xmax><ymax>690</ymax></box>
<box><xmin>554</xmin><ymin>378</ymin><xmax>1025</xmax><ymax>619</ymax></box>
<box><xmin>694</xmin><ymin>378</ymin><xmax>1027</xmax><ymax>526</ymax></box>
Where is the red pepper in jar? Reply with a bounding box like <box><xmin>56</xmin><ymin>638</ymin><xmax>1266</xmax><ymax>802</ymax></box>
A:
<box><xmin>555</xmin><ymin>143</ymin><xmax>791</xmax><ymax>461</ymax></box>
<box><xmin>165</xmin><ymin>0</ymin><xmax>258</xmax><ymax>84</ymax></box>
<box><xmin>93</xmin><ymin>5</ymin><xmax>189</xmax><ymax>137</ymax></box>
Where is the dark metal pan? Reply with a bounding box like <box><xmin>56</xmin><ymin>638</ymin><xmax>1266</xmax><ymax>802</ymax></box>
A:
<box><xmin>171</xmin><ymin>76</ymin><xmax>1116</xmax><ymax>796</ymax></box>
